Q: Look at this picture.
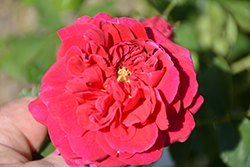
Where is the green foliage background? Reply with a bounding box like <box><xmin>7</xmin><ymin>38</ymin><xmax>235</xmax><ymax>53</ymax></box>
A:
<box><xmin>1</xmin><ymin>0</ymin><xmax>250</xmax><ymax>166</ymax></box>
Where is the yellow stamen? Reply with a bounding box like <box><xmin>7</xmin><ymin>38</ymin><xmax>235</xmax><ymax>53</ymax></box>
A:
<box><xmin>101</xmin><ymin>89</ymin><xmax>107</xmax><ymax>92</ymax></box>
<box><xmin>117</xmin><ymin>67</ymin><xmax>131</xmax><ymax>83</ymax></box>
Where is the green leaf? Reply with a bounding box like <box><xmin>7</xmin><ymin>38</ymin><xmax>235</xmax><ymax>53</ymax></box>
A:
<box><xmin>225</xmin><ymin>13</ymin><xmax>238</xmax><ymax>46</ymax></box>
<box><xmin>170</xmin><ymin>131</ymin><xmax>195</xmax><ymax>167</ymax></box>
<box><xmin>0</xmin><ymin>36</ymin><xmax>44</xmax><ymax>80</ymax></box>
<box><xmin>227</xmin><ymin>31</ymin><xmax>250</xmax><ymax>63</ymax></box>
<box><xmin>52</xmin><ymin>0</ymin><xmax>84</xmax><ymax>11</ymax></box>
<box><xmin>147</xmin><ymin>0</ymin><xmax>170</xmax><ymax>14</ymax></box>
<box><xmin>33</xmin><ymin>0</ymin><xmax>64</xmax><ymax>30</ymax></box>
<box><xmin>196</xmin><ymin>1</ymin><xmax>238</xmax><ymax>57</ymax></box>
<box><xmin>223</xmin><ymin>1</ymin><xmax>250</xmax><ymax>32</ymax></box>
<box><xmin>26</xmin><ymin>33</ymin><xmax>59</xmax><ymax>83</ymax></box>
<box><xmin>175</xmin><ymin>21</ymin><xmax>200</xmax><ymax>51</ymax></box>
<box><xmin>217</xmin><ymin>123</ymin><xmax>240</xmax><ymax>152</ymax></box>
<box><xmin>78</xmin><ymin>0</ymin><xmax>116</xmax><ymax>18</ymax></box>
<box><xmin>17</xmin><ymin>85</ymin><xmax>41</xmax><ymax>99</ymax></box>
<box><xmin>201</xmin><ymin>57</ymin><xmax>232</xmax><ymax>117</ymax></box>
<box><xmin>38</xmin><ymin>136</ymin><xmax>56</xmax><ymax>158</ymax></box>
<box><xmin>221</xmin><ymin>119</ymin><xmax>250</xmax><ymax>167</ymax></box>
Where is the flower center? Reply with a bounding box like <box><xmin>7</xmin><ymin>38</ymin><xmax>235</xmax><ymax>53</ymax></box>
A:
<box><xmin>117</xmin><ymin>67</ymin><xmax>131</xmax><ymax>83</ymax></box>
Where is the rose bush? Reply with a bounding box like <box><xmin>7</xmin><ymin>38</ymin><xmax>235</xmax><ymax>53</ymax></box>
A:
<box><xmin>29</xmin><ymin>13</ymin><xmax>203</xmax><ymax>167</ymax></box>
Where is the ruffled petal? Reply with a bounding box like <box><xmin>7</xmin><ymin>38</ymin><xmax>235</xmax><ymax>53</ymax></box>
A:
<box><xmin>58</xmin><ymin>23</ymin><xmax>97</xmax><ymax>41</ymax></box>
<box><xmin>101</xmin><ymin>21</ymin><xmax>122</xmax><ymax>46</ymax></box>
<box><xmin>121</xmin><ymin>133</ymin><xmax>164</xmax><ymax>165</ymax></box>
<box><xmin>166</xmin><ymin>93</ymin><xmax>181</xmax><ymax>119</ymax></box>
<box><xmin>137</xmin><ymin>69</ymin><xmax>165</xmax><ymax>87</ymax></box>
<box><xmin>39</xmin><ymin>57</ymin><xmax>70</xmax><ymax>104</ymax></box>
<box><xmin>57</xmin><ymin>36</ymin><xmax>88</xmax><ymax>60</ymax></box>
<box><xmin>116</xmin><ymin>17</ymin><xmax>148</xmax><ymax>40</ymax></box>
<box><xmin>93</xmin><ymin>12</ymin><xmax>113</xmax><ymax>21</ymax></box>
<box><xmin>92</xmin><ymin>156</ymin><xmax>128</xmax><ymax>167</ymax></box>
<box><xmin>28</xmin><ymin>98</ymin><xmax>49</xmax><ymax>126</ymax></box>
<box><xmin>161</xmin><ymin>109</ymin><xmax>195</xmax><ymax>147</ymax></box>
<box><xmin>96</xmin><ymin>131</ymin><xmax>117</xmax><ymax>157</ymax></box>
<box><xmin>161</xmin><ymin>39</ymin><xmax>198</xmax><ymax>108</ymax></box>
<box><xmin>47</xmin><ymin>116</ymin><xmax>80</xmax><ymax>161</ymax></box>
<box><xmin>76</xmin><ymin>102</ymin><xmax>101</xmax><ymax>131</ymax></box>
<box><xmin>112</xmin><ymin>23</ymin><xmax>135</xmax><ymax>41</ymax></box>
<box><xmin>122</xmin><ymin>99</ymin><xmax>152</xmax><ymax>126</ymax></box>
<box><xmin>141</xmin><ymin>15</ymin><xmax>173</xmax><ymax>40</ymax></box>
<box><xmin>84</xmin><ymin>28</ymin><xmax>109</xmax><ymax>47</ymax></box>
<box><xmin>66</xmin><ymin>47</ymin><xmax>85</xmax><ymax>77</ymax></box>
<box><xmin>47</xmin><ymin>93</ymin><xmax>86</xmax><ymax>136</ymax></box>
<box><xmin>104</xmin><ymin>120</ymin><xmax>158</xmax><ymax>153</ymax></box>
<box><xmin>68</xmin><ymin>131</ymin><xmax>108</xmax><ymax>162</ymax></box>
<box><xmin>110</xmin><ymin>120</ymin><xmax>136</xmax><ymax>141</ymax></box>
<box><xmin>154</xmin><ymin>50</ymin><xmax>180</xmax><ymax>104</ymax></box>
<box><xmin>188</xmin><ymin>92</ymin><xmax>204</xmax><ymax>114</ymax></box>
<box><xmin>151</xmin><ymin>89</ymin><xmax>168</xmax><ymax>131</ymax></box>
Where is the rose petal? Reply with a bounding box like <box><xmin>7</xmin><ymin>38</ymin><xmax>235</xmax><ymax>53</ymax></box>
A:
<box><xmin>116</xmin><ymin>17</ymin><xmax>148</xmax><ymax>40</ymax></box>
<box><xmin>93</xmin><ymin>101</ymin><xmax>118</xmax><ymax>127</ymax></box>
<box><xmin>154</xmin><ymin>50</ymin><xmax>180</xmax><ymax>104</ymax></box>
<box><xmin>47</xmin><ymin>93</ymin><xmax>86</xmax><ymax>136</ymax></box>
<box><xmin>57</xmin><ymin>36</ymin><xmax>88</xmax><ymax>60</ymax></box>
<box><xmin>47</xmin><ymin>116</ymin><xmax>80</xmax><ymax>160</ymax></box>
<box><xmin>28</xmin><ymin>98</ymin><xmax>49</xmax><ymax>126</ymax></box>
<box><xmin>85</xmin><ymin>42</ymin><xmax>109</xmax><ymax>60</ymax></box>
<box><xmin>122</xmin><ymin>99</ymin><xmax>152</xmax><ymax>126</ymax></box>
<box><xmin>166</xmin><ymin>93</ymin><xmax>181</xmax><ymax>119</ymax></box>
<box><xmin>104</xmin><ymin>119</ymin><xmax>158</xmax><ymax>153</ymax></box>
<box><xmin>66</xmin><ymin>47</ymin><xmax>85</xmax><ymax>77</ymax></box>
<box><xmin>137</xmin><ymin>69</ymin><xmax>165</xmax><ymax>87</ymax></box>
<box><xmin>141</xmin><ymin>15</ymin><xmax>173</xmax><ymax>40</ymax></box>
<box><xmin>93</xmin><ymin>12</ymin><xmax>113</xmax><ymax>21</ymax></box>
<box><xmin>39</xmin><ymin>57</ymin><xmax>70</xmax><ymax>104</ymax></box>
<box><xmin>121</xmin><ymin>133</ymin><xmax>164</xmax><ymax>165</ymax></box>
<box><xmin>96</xmin><ymin>131</ymin><xmax>117</xmax><ymax>157</ymax></box>
<box><xmin>110</xmin><ymin>120</ymin><xmax>136</xmax><ymax>141</ymax></box>
<box><xmin>161</xmin><ymin>39</ymin><xmax>198</xmax><ymax>108</ymax></box>
<box><xmin>84</xmin><ymin>28</ymin><xmax>109</xmax><ymax>47</ymax></box>
<box><xmin>95</xmin><ymin>94</ymin><xmax>113</xmax><ymax>114</ymax></box>
<box><xmin>92</xmin><ymin>156</ymin><xmax>128</xmax><ymax>167</ymax></box>
<box><xmin>76</xmin><ymin>102</ymin><xmax>101</xmax><ymax>131</ymax></box>
<box><xmin>82</xmin><ymin>66</ymin><xmax>104</xmax><ymax>89</ymax></box>
<box><xmin>113</xmin><ymin>23</ymin><xmax>136</xmax><ymax>41</ymax></box>
<box><xmin>57</xmin><ymin>23</ymin><xmax>97</xmax><ymax>41</ymax></box>
<box><xmin>101</xmin><ymin>21</ymin><xmax>122</xmax><ymax>46</ymax></box>
<box><xmin>151</xmin><ymin>89</ymin><xmax>168</xmax><ymax>131</ymax></box>
<box><xmin>108</xmin><ymin>81</ymin><xmax>126</xmax><ymax>103</ymax></box>
<box><xmin>123</xmin><ymin>87</ymin><xmax>141</xmax><ymax>112</ymax></box>
<box><xmin>66</xmin><ymin>78</ymin><xmax>89</xmax><ymax>93</ymax></box>
<box><xmin>161</xmin><ymin>109</ymin><xmax>195</xmax><ymax>147</ymax></box>
<box><xmin>73</xmin><ymin>15</ymin><xmax>92</xmax><ymax>24</ymax></box>
<box><xmin>188</xmin><ymin>92</ymin><xmax>204</xmax><ymax>114</ymax></box>
<box><xmin>68</xmin><ymin>131</ymin><xmax>108</xmax><ymax>162</ymax></box>
<box><xmin>144</xmin><ymin>27</ymin><xmax>169</xmax><ymax>45</ymax></box>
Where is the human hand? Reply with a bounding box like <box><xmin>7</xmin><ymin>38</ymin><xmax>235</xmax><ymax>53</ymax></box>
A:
<box><xmin>0</xmin><ymin>96</ymin><xmax>70</xmax><ymax>167</ymax></box>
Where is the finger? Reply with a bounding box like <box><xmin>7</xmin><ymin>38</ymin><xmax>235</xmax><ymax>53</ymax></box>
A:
<box><xmin>0</xmin><ymin>96</ymin><xmax>47</xmax><ymax>163</ymax></box>
<box><xmin>0</xmin><ymin>153</ymin><xmax>70</xmax><ymax>167</ymax></box>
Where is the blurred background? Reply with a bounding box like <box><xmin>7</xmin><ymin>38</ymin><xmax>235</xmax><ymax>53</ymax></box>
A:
<box><xmin>0</xmin><ymin>0</ymin><xmax>250</xmax><ymax>166</ymax></box>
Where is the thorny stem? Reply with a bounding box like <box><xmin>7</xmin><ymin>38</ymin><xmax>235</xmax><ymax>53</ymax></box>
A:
<box><xmin>162</xmin><ymin>0</ymin><xmax>178</xmax><ymax>20</ymax></box>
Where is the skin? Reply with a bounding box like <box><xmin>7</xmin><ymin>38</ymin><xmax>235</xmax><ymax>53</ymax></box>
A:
<box><xmin>0</xmin><ymin>96</ymin><xmax>70</xmax><ymax>167</ymax></box>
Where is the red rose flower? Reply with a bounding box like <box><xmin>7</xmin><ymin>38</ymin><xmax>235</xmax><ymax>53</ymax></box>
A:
<box><xmin>29</xmin><ymin>13</ymin><xmax>203</xmax><ymax>167</ymax></box>
<box><xmin>141</xmin><ymin>15</ymin><xmax>173</xmax><ymax>40</ymax></box>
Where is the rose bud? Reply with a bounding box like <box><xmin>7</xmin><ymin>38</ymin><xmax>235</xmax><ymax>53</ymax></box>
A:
<box><xmin>141</xmin><ymin>15</ymin><xmax>173</xmax><ymax>40</ymax></box>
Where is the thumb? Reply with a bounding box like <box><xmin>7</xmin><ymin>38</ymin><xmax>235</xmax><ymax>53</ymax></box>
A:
<box><xmin>22</xmin><ymin>153</ymin><xmax>71</xmax><ymax>167</ymax></box>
